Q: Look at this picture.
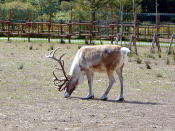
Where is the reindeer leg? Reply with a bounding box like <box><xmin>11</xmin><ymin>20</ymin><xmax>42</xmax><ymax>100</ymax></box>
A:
<box><xmin>116</xmin><ymin>65</ymin><xmax>125</xmax><ymax>102</ymax></box>
<box><xmin>82</xmin><ymin>71</ymin><xmax>94</xmax><ymax>100</ymax></box>
<box><xmin>100</xmin><ymin>72</ymin><xmax>115</xmax><ymax>101</ymax></box>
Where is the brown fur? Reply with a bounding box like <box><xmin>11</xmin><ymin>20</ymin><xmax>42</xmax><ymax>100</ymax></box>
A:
<box><xmin>80</xmin><ymin>45</ymin><xmax>122</xmax><ymax>73</ymax></box>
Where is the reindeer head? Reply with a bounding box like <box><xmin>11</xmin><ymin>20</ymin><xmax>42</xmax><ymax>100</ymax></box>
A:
<box><xmin>46</xmin><ymin>48</ymin><xmax>76</xmax><ymax>98</ymax></box>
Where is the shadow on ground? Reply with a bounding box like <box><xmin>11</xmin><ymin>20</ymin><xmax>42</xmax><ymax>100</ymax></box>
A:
<box><xmin>69</xmin><ymin>96</ymin><xmax>162</xmax><ymax>105</ymax></box>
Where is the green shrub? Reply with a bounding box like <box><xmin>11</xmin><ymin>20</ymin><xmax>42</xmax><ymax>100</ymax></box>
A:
<box><xmin>17</xmin><ymin>63</ymin><xmax>24</xmax><ymax>70</ymax></box>
<box><xmin>158</xmin><ymin>52</ymin><xmax>162</xmax><ymax>58</ymax></box>
<box><xmin>48</xmin><ymin>45</ymin><xmax>54</xmax><ymax>51</ymax></box>
<box><xmin>145</xmin><ymin>61</ymin><xmax>151</xmax><ymax>69</ymax></box>
<box><xmin>156</xmin><ymin>73</ymin><xmax>163</xmax><ymax>78</ymax></box>
<box><xmin>29</xmin><ymin>45</ymin><xmax>33</xmax><ymax>50</ymax></box>
<box><xmin>166</xmin><ymin>58</ymin><xmax>170</xmax><ymax>65</ymax></box>
<box><xmin>78</xmin><ymin>45</ymin><xmax>82</xmax><ymax>49</ymax></box>
<box><xmin>136</xmin><ymin>57</ymin><xmax>142</xmax><ymax>64</ymax></box>
<box><xmin>147</xmin><ymin>54</ymin><xmax>155</xmax><ymax>59</ymax></box>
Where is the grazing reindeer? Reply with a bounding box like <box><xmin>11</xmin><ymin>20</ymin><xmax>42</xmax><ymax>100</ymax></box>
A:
<box><xmin>46</xmin><ymin>45</ymin><xmax>130</xmax><ymax>101</ymax></box>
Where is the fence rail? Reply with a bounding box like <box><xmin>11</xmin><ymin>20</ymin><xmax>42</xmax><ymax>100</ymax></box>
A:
<box><xmin>1</xmin><ymin>19</ymin><xmax>175</xmax><ymax>44</ymax></box>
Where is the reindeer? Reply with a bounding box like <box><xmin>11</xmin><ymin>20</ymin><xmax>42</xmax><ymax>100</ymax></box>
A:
<box><xmin>46</xmin><ymin>45</ymin><xmax>130</xmax><ymax>101</ymax></box>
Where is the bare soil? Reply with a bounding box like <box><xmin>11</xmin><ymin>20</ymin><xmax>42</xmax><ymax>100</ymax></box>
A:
<box><xmin>0</xmin><ymin>41</ymin><xmax>175</xmax><ymax>131</ymax></box>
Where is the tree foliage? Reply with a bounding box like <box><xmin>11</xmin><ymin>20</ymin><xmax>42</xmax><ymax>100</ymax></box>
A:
<box><xmin>0</xmin><ymin>0</ymin><xmax>175</xmax><ymax>22</ymax></box>
<box><xmin>0</xmin><ymin>0</ymin><xmax>36</xmax><ymax>20</ymax></box>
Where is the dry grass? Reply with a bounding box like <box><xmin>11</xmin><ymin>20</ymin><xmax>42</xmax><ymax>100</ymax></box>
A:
<box><xmin>0</xmin><ymin>41</ymin><xmax>175</xmax><ymax>130</ymax></box>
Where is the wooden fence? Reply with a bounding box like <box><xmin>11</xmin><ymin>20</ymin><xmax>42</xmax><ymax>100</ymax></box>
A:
<box><xmin>0</xmin><ymin>19</ymin><xmax>175</xmax><ymax>44</ymax></box>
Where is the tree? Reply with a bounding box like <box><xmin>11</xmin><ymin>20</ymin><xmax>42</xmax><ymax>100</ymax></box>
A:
<box><xmin>60</xmin><ymin>1</ymin><xmax>73</xmax><ymax>11</ymax></box>
<box><xmin>0</xmin><ymin>0</ymin><xmax>36</xmax><ymax>20</ymax></box>
<box><xmin>72</xmin><ymin>0</ymin><xmax>109</xmax><ymax>21</ymax></box>
<box><xmin>34</xmin><ymin>0</ymin><xmax>60</xmax><ymax>17</ymax></box>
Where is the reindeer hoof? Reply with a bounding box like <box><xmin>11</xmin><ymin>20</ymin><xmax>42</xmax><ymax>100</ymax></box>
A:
<box><xmin>117</xmin><ymin>98</ymin><xmax>125</xmax><ymax>102</ymax></box>
<box><xmin>64</xmin><ymin>92</ymin><xmax>70</xmax><ymax>98</ymax></box>
<box><xmin>82</xmin><ymin>95</ymin><xmax>94</xmax><ymax>100</ymax></box>
<box><xmin>100</xmin><ymin>96</ymin><xmax>108</xmax><ymax>101</ymax></box>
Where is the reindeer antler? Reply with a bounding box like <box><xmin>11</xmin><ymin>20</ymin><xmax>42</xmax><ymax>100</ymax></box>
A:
<box><xmin>46</xmin><ymin>47</ymin><xmax>70</xmax><ymax>91</ymax></box>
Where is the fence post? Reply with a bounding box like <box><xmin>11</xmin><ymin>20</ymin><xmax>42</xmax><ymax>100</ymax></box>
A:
<box><xmin>27</xmin><ymin>12</ymin><xmax>31</xmax><ymax>42</ymax></box>
<box><xmin>60</xmin><ymin>21</ymin><xmax>64</xmax><ymax>44</ymax></box>
<box><xmin>89</xmin><ymin>21</ymin><xmax>95</xmax><ymax>45</ymax></box>
<box><xmin>48</xmin><ymin>14</ymin><xmax>52</xmax><ymax>43</ymax></box>
<box><xmin>168</xmin><ymin>34</ymin><xmax>175</xmax><ymax>55</ymax></box>
<box><xmin>132</xmin><ymin>15</ymin><xmax>138</xmax><ymax>55</ymax></box>
<box><xmin>68</xmin><ymin>22</ymin><xmax>72</xmax><ymax>44</ymax></box>
<box><xmin>89</xmin><ymin>22</ymin><xmax>92</xmax><ymax>44</ymax></box>
<box><xmin>110</xmin><ymin>24</ymin><xmax>114</xmax><ymax>44</ymax></box>
<box><xmin>167</xmin><ymin>26</ymin><xmax>170</xmax><ymax>39</ymax></box>
<box><xmin>155</xmin><ymin>0</ymin><xmax>161</xmax><ymax>53</ymax></box>
<box><xmin>97</xmin><ymin>26</ymin><xmax>102</xmax><ymax>44</ymax></box>
<box><xmin>7</xmin><ymin>9</ymin><xmax>12</xmax><ymax>42</ymax></box>
<box><xmin>150</xmin><ymin>33</ymin><xmax>156</xmax><ymax>54</ymax></box>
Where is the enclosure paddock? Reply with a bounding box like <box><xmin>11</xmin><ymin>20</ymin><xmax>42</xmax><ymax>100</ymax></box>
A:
<box><xmin>0</xmin><ymin>41</ymin><xmax>174</xmax><ymax>130</ymax></box>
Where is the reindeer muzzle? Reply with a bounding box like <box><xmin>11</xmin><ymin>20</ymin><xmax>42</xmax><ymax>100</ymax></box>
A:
<box><xmin>64</xmin><ymin>91</ymin><xmax>70</xmax><ymax>98</ymax></box>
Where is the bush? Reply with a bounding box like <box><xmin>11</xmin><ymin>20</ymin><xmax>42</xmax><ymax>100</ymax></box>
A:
<box><xmin>145</xmin><ymin>61</ymin><xmax>151</xmax><ymax>69</ymax></box>
<box><xmin>136</xmin><ymin>57</ymin><xmax>142</xmax><ymax>64</ymax></box>
<box><xmin>17</xmin><ymin>63</ymin><xmax>24</xmax><ymax>70</ymax></box>
<box><xmin>166</xmin><ymin>58</ymin><xmax>170</xmax><ymax>65</ymax></box>
<box><xmin>128</xmin><ymin>52</ymin><xmax>134</xmax><ymax>57</ymax></box>
<box><xmin>29</xmin><ymin>45</ymin><xmax>33</xmax><ymax>50</ymax></box>
<box><xmin>78</xmin><ymin>45</ymin><xmax>82</xmax><ymax>49</ymax></box>
<box><xmin>156</xmin><ymin>73</ymin><xmax>163</xmax><ymax>78</ymax></box>
<box><xmin>48</xmin><ymin>45</ymin><xmax>54</xmax><ymax>51</ymax></box>
<box><xmin>147</xmin><ymin>54</ymin><xmax>155</xmax><ymax>59</ymax></box>
<box><xmin>158</xmin><ymin>52</ymin><xmax>162</xmax><ymax>58</ymax></box>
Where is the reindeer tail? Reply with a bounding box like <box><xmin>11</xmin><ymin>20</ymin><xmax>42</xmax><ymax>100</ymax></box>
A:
<box><xmin>120</xmin><ymin>47</ymin><xmax>130</xmax><ymax>63</ymax></box>
<box><xmin>120</xmin><ymin>47</ymin><xmax>130</xmax><ymax>55</ymax></box>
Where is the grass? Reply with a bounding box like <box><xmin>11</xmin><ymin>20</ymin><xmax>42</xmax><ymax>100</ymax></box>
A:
<box><xmin>0</xmin><ymin>36</ymin><xmax>175</xmax><ymax>47</ymax></box>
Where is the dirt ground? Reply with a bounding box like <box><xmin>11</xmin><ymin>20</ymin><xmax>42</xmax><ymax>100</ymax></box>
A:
<box><xmin>0</xmin><ymin>41</ymin><xmax>175</xmax><ymax>131</ymax></box>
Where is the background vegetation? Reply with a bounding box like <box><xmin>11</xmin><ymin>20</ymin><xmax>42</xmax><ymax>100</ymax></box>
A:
<box><xmin>0</xmin><ymin>0</ymin><xmax>175</xmax><ymax>22</ymax></box>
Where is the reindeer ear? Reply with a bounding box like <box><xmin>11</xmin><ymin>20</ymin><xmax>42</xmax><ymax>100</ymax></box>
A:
<box><xmin>105</xmin><ymin>48</ymin><xmax>115</xmax><ymax>54</ymax></box>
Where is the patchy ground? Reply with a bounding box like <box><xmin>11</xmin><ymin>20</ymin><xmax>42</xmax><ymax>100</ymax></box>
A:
<box><xmin>0</xmin><ymin>41</ymin><xmax>175</xmax><ymax>130</ymax></box>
